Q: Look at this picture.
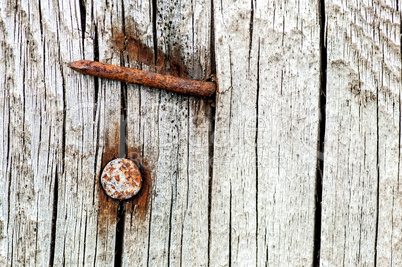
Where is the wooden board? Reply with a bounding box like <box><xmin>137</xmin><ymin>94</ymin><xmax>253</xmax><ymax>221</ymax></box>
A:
<box><xmin>321</xmin><ymin>0</ymin><xmax>401</xmax><ymax>265</ymax></box>
<box><xmin>1</xmin><ymin>0</ymin><xmax>401</xmax><ymax>266</ymax></box>
<box><xmin>121</xmin><ymin>0</ymin><xmax>213</xmax><ymax>266</ymax></box>
<box><xmin>210</xmin><ymin>0</ymin><xmax>321</xmax><ymax>265</ymax></box>
<box><xmin>0</xmin><ymin>0</ymin><xmax>122</xmax><ymax>265</ymax></box>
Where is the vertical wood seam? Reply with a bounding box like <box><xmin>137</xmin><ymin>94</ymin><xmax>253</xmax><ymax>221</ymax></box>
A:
<box><xmin>398</xmin><ymin>6</ymin><xmax>401</xmax><ymax>196</ymax></box>
<box><xmin>313</xmin><ymin>0</ymin><xmax>327</xmax><ymax>265</ymax></box>
<box><xmin>79</xmin><ymin>0</ymin><xmax>86</xmax><ymax>55</ymax></box>
<box><xmin>248</xmin><ymin>0</ymin><xmax>254</xmax><ymax>71</ymax></box>
<box><xmin>255</xmin><ymin>37</ymin><xmax>260</xmax><ymax>267</ymax></box>
<box><xmin>167</xmin><ymin>186</ymin><xmax>174</xmax><ymax>267</ymax></box>
<box><xmin>208</xmin><ymin>0</ymin><xmax>217</xmax><ymax>265</ymax></box>
<box><xmin>49</xmin><ymin>165</ymin><xmax>59</xmax><ymax>267</ymax></box>
<box><xmin>92</xmin><ymin>23</ymin><xmax>100</xmax><ymax>206</ymax></box>
<box><xmin>374</xmin><ymin>69</ymin><xmax>380</xmax><ymax>267</ymax></box>
<box><xmin>152</xmin><ymin>0</ymin><xmax>158</xmax><ymax>67</ymax></box>
<box><xmin>229</xmin><ymin>184</ymin><xmax>232</xmax><ymax>267</ymax></box>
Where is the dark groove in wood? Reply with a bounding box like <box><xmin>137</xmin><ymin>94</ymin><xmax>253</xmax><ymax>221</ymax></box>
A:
<box><xmin>115</xmin><ymin>19</ymin><xmax>128</xmax><ymax>267</ymax></box>
<box><xmin>374</xmin><ymin>84</ymin><xmax>380</xmax><ymax>267</ymax></box>
<box><xmin>208</xmin><ymin>0</ymin><xmax>216</xmax><ymax>265</ymax></box>
<box><xmin>119</xmin><ymin>82</ymin><xmax>127</xmax><ymax>158</ymax></box>
<box><xmin>60</xmin><ymin>48</ymin><xmax>67</xmax><ymax>174</ymax></box>
<box><xmin>38</xmin><ymin>0</ymin><xmax>43</xmax><ymax>39</ymax></box>
<box><xmin>146</xmin><ymin>199</ymin><xmax>153</xmax><ymax>267</ymax></box>
<box><xmin>398</xmin><ymin>9</ymin><xmax>401</xmax><ymax>191</ymax></box>
<box><xmin>49</xmin><ymin>165</ymin><xmax>59</xmax><ymax>267</ymax></box>
<box><xmin>255</xmin><ymin>37</ymin><xmax>260</xmax><ymax>266</ymax></box>
<box><xmin>229</xmin><ymin>184</ymin><xmax>232</xmax><ymax>267</ymax></box>
<box><xmin>114</xmin><ymin>201</ymin><xmax>125</xmax><ymax>267</ymax></box>
<box><xmin>79</xmin><ymin>0</ymin><xmax>86</xmax><ymax>54</ymax></box>
<box><xmin>248</xmin><ymin>0</ymin><xmax>254</xmax><ymax>71</ymax></box>
<box><xmin>9</xmin><ymin>226</ymin><xmax>13</xmax><ymax>266</ymax></box>
<box><xmin>180</xmin><ymin>99</ymin><xmax>190</xmax><ymax>267</ymax></box>
<box><xmin>6</xmin><ymin>110</ymin><xmax>11</xmax><ymax>230</ymax></box>
<box><xmin>92</xmin><ymin>24</ymin><xmax>100</xmax><ymax>206</ymax></box>
<box><xmin>152</xmin><ymin>0</ymin><xmax>158</xmax><ymax>67</ymax></box>
<box><xmin>62</xmin><ymin>235</ymin><xmax>66</xmax><ymax>266</ymax></box>
<box><xmin>35</xmin><ymin>202</ymin><xmax>39</xmax><ymax>265</ymax></box>
<box><xmin>82</xmin><ymin>215</ymin><xmax>88</xmax><ymax>266</ymax></box>
<box><xmin>313</xmin><ymin>0</ymin><xmax>327</xmax><ymax>265</ymax></box>
<box><xmin>114</xmin><ymin>3</ymin><xmax>128</xmax><ymax>264</ymax></box>
<box><xmin>22</xmin><ymin>63</ymin><xmax>26</xmax><ymax>150</ymax></box>
<box><xmin>167</xmin><ymin>187</ymin><xmax>174</xmax><ymax>267</ymax></box>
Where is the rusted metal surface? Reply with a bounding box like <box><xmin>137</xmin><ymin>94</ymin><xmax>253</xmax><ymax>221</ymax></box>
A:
<box><xmin>68</xmin><ymin>60</ymin><xmax>216</xmax><ymax>97</ymax></box>
<box><xmin>101</xmin><ymin>158</ymin><xmax>142</xmax><ymax>200</ymax></box>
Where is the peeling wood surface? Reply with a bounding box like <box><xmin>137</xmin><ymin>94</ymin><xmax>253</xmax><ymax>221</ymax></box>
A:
<box><xmin>0</xmin><ymin>0</ymin><xmax>401</xmax><ymax>266</ymax></box>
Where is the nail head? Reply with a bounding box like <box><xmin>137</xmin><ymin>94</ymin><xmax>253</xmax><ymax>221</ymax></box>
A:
<box><xmin>101</xmin><ymin>158</ymin><xmax>142</xmax><ymax>200</ymax></box>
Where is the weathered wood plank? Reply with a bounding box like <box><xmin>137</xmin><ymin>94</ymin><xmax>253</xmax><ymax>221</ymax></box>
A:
<box><xmin>0</xmin><ymin>0</ymin><xmax>124</xmax><ymax>265</ymax></box>
<box><xmin>49</xmin><ymin>0</ymin><xmax>123</xmax><ymax>265</ymax></box>
<box><xmin>210</xmin><ymin>0</ymin><xmax>321</xmax><ymax>266</ymax></box>
<box><xmin>0</xmin><ymin>7</ymin><xmax>12</xmax><ymax>264</ymax></box>
<box><xmin>321</xmin><ymin>0</ymin><xmax>401</xmax><ymax>265</ymax></box>
<box><xmin>1</xmin><ymin>0</ymin><xmax>401</xmax><ymax>266</ymax></box>
<box><xmin>0</xmin><ymin>1</ymin><xmax>63</xmax><ymax>265</ymax></box>
<box><xmin>375</xmin><ymin>3</ymin><xmax>401</xmax><ymax>266</ymax></box>
<box><xmin>122</xmin><ymin>0</ymin><xmax>213</xmax><ymax>266</ymax></box>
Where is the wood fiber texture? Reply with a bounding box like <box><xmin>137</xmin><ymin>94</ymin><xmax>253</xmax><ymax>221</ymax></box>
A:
<box><xmin>321</xmin><ymin>0</ymin><xmax>401</xmax><ymax>266</ymax></box>
<box><xmin>210</xmin><ymin>0</ymin><xmax>321</xmax><ymax>266</ymax></box>
<box><xmin>0</xmin><ymin>0</ymin><xmax>401</xmax><ymax>266</ymax></box>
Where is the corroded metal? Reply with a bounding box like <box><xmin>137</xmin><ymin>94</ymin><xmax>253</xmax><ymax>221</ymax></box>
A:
<box><xmin>100</xmin><ymin>158</ymin><xmax>142</xmax><ymax>200</ymax></box>
<box><xmin>68</xmin><ymin>60</ymin><xmax>216</xmax><ymax>97</ymax></box>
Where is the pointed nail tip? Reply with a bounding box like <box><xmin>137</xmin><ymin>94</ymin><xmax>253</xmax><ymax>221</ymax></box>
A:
<box><xmin>67</xmin><ymin>60</ymin><xmax>84</xmax><ymax>71</ymax></box>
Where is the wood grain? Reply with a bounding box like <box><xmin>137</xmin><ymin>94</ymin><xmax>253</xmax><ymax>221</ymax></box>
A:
<box><xmin>321</xmin><ymin>0</ymin><xmax>401</xmax><ymax>265</ymax></box>
<box><xmin>210</xmin><ymin>0</ymin><xmax>321</xmax><ymax>265</ymax></box>
<box><xmin>1</xmin><ymin>0</ymin><xmax>401</xmax><ymax>266</ymax></box>
<box><xmin>0</xmin><ymin>0</ymin><xmax>123</xmax><ymax>265</ymax></box>
<box><xmin>121</xmin><ymin>0</ymin><xmax>213</xmax><ymax>266</ymax></box>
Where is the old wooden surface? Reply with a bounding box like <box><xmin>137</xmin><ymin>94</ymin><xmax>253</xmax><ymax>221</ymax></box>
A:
<box><xmin>321</xmin><ymin>0</ymin><xmax>401</xmax><ymax>266</ymax></box>
<box><xmin>210</xmin><ymin>0</ymin><xmax>321</xmax><ymax>266</ymax></box>
<box><xmin>0</xmin><ymin>0</ymin><xmax>400</xmax><ymax>266</ymax></box>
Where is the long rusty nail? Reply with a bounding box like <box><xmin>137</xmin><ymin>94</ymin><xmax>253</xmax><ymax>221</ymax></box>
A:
<box><xmin>68</xmin><ymin>59</ymin><xmax>216</xmax><ymax>97</ymax></box>
<box><xmin>101</xmin><ymin>158</ymin><xmax>142</xmax><ymax>200</ymax></box>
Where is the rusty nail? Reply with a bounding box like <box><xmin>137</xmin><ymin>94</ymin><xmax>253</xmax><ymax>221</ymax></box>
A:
<box><xmin>100</xmin><ymin>158</ymin><xmax>142</xmax><ymax>200</ymax></box>
<box><xmin>68</xmin><ymin>59</ymin><xmax>216</xmax><ymax>97</ymax></box>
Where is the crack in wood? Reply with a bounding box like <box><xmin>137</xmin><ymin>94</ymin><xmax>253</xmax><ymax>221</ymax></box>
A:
<box><xmin>49</xmin><ymin>165</ymin><xmax>59</xmax><ymax>267</ymax></box>
<box><xmin>313</xmin><ymin>0</ymin><xmax>327</xmax><ymax>265</ymax></box>
<box><xmin>255</xmin><ymin>37</ymin><xmax>260</xmax><ymax>267</ymax></box>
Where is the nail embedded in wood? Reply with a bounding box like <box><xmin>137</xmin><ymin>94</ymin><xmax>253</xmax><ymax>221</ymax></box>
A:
<box><xmin>68</xmin><ymin>59</ymin><xmax>216</xmax><ymax>97</ymax></box>
<box><xmin>101</xmin><ymin>158</ymin><xmax>142</xmax><ymax>200</ymax></box>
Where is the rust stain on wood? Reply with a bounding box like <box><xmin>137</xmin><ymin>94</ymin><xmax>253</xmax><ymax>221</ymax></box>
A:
<box><xmin>97</xmin><ymin>142</ymin><xmax>152</xmax><ymax>228</ymax></box>
<box><xmin>97</xmin><ymin>140</ymin><xmax>120</xmax><ymax>232</ymax></box>
<box><xmin>125</xmin><ymin>147</ymin><xmax>152</xmax><ymax>222</ymax></box>
<box><xmin>110</xmin><ymin>23</ymin><xmax>188</xmax><ymax>78</ymax></box>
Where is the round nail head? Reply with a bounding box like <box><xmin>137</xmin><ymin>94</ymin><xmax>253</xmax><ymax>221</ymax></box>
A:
<box><xmin>101</xmin><ymin>158</ymin><xmax>142</xmax><ymax>200</ymax></box>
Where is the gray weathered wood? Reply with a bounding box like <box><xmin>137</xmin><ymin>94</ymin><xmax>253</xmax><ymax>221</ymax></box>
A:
<box><xmin>1</xmin><ymin>0</ymin><xmax>401</xmax><ymax>266</ymax></box>
<box><xmin>0</xmin><ymin>1</ymin><xmax>59</xmax><ymax>265</ymax></box>
<box><xmin>321</xmin><ymin>0</ymin><xmax>401</xmax><ymax>265</ymax></box>
<box><xmin>122</xmin><ymin>0</ymin><xmax>212</xmax><ymax>266</ymax></box>
<box><xmin>0</xmin><ymin>0</ymin><xmax>123</xmax><ymax>265</ymax></box>
<box><xmin>210</xmin><ymin>0</ymin><xmax>321</xmax><ymax>266</ymax></box>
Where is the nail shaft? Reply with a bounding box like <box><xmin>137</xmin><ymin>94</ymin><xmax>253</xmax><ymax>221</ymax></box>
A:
<box><xmin>68</xmin><ymin>60</ymin><xmax>216</xmax><ymax>97</ymax></box>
